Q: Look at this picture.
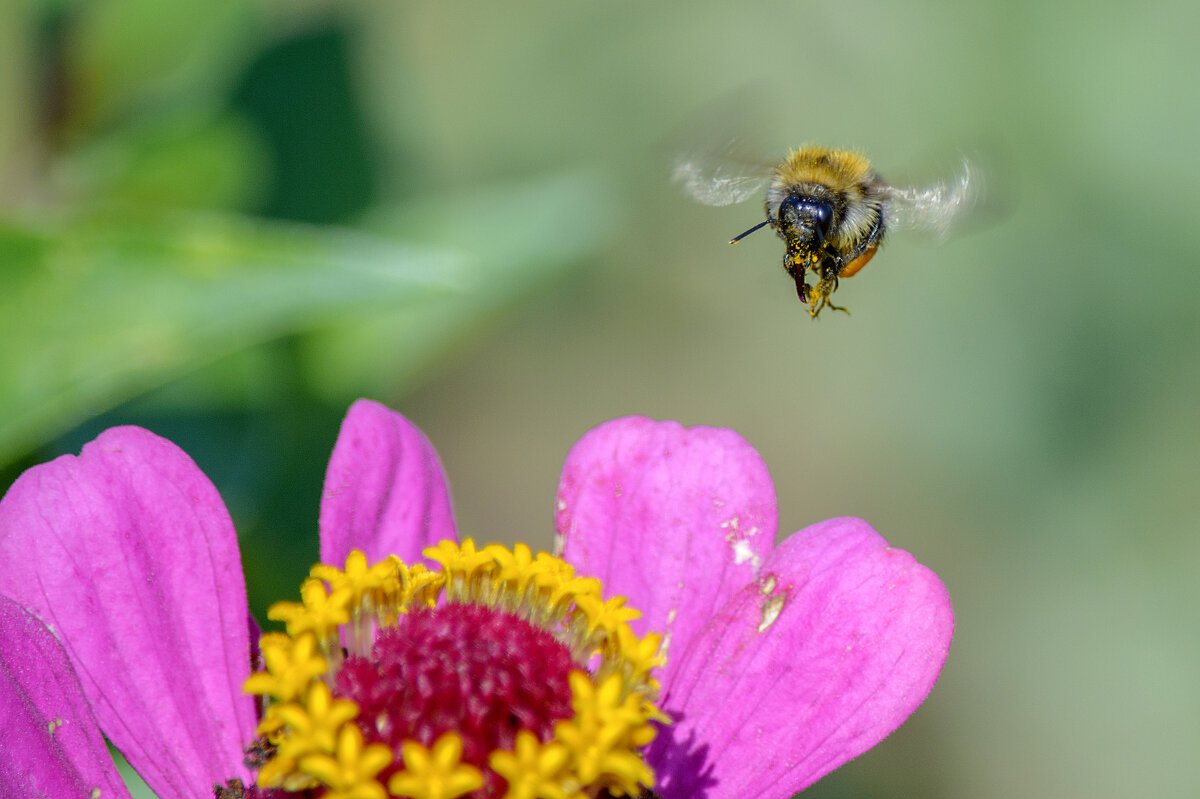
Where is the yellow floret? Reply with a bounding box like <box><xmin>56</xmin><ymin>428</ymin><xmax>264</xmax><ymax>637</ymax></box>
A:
<box><xmin>424</xmin><ymin>538</ymin><xmax>498</xmax><ymax>601</ymax></box>
<box><xmin>489</xmin><ymin>730</ymin><xmax>575</xmax><ymax>799</ymax></box>
<box><xmin>243</xmin><ymin>632</ymin><xmax>327</xmax><ymax>704</ymax></box>
<box><xmin>268</xmin><ymin>577</ymin><xmax>353</xmax><ymax>639</ymax></box>
<box><xmin>553</xmin><ymin>673</ymin><xmax>655</xmax><ymax>795</ymax></box>
<box><xmin>299</xmin><ymin>724</ymin><xmax>393</xmax><ymax>799</ymax></box>
<box><xmin>387</xmin><ymin>732</ymin><xmax>484</xmax><ymax>799</ymax></box>
<box><xmin>312</xmin><ymin>549</ymin><xmax>401</xmax><ymax>611</ymax></box>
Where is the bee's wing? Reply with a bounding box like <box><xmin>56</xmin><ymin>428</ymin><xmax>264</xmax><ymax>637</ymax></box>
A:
<box><xmin>884</xmin><ymin>157</ymin><xmax>982</xmax><ymax>241</ymax></box>
<box><xmin>671</xmin><ymin>139</ymin><xmax>772</xmax><ymax>207</ymax></box>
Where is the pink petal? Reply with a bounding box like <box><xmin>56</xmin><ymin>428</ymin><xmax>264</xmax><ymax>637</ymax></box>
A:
<box><xmin>0</xmin><ymin>427</ymin><xmax>256</xmax><ymax>799</ymax></box>
<box><xmin>556</xmin><ymin>417</ymin><xmax>776</xmax><ymax>671</ymax></box>
<box><xmin>649</xmin><ymin>517</ymin><xmax>954</xmax><ymax>799</ymax></box>
<box><xmin>0</xmin><ymin>596</ymin><xmax>131</xmax><ymax>799</ymax></box>
<box><xmin>320</xmin><ymin>400</ymin><xmax>458</xmax><ymax>567</ymax></box>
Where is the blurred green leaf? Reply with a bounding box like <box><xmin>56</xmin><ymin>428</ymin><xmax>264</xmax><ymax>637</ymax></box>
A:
<box><xmin>65</xmin><ymin>0</ymin><xmax>257</xmax><ymax>129</ymax></box>
<box><xmin>0</xmin><ymin>208</ymin><xmax>468</xmax><ymax>464</ymax></box>
<box><xmin>230</xmin><ymin>22</ymin><xmax>377</xmax><ymax>224</ymax></box>
<box><xmin>56</xmin><ymin>109</ymin><xmax>268</xmax><ymax>210</ymax></box>
<box><xmin>300</xmin><ymin>169</ymin><xmax>620</xmax><ymax>401</ymax></box>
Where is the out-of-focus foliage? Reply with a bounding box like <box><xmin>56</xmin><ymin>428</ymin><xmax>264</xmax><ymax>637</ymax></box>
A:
<box><xmin>0</xmin><ymin>2</ymin><xmax>614</xmax><ymax>469</ymax></box>
<box><xmin>305</xmin><ymin>170</ymin><xmax>619</xmax><ymax>403</ymax></box>
<box><xmin>0</xmin><ymin>207</ymin><xmax>468</xmax><ymax>461</ymax></box>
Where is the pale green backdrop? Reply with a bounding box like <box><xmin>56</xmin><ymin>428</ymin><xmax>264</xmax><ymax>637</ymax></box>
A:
<box><xmin>2</xmin><ymin>1</ymin><xmax>1197</xmax><ymax>797</ymax></box>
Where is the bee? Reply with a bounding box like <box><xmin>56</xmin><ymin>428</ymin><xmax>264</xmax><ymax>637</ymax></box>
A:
<box><xmin>674</xmin><ymin>143</ymin><xmax>980</xmax><ymax>317</ymax></box>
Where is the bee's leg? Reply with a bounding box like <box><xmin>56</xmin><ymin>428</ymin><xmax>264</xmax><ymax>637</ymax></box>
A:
<box><xmin>813</xmin><ymin>295</ymin><xmax>851</xmax><ymax>316</ymax></box>
<box><xmin>808</xmin><ymin>270</ymin><xmax>850</xmax><ymax>318</ymax></box>
<box><xmin>825</xmin><ymin>297</ymin><xmax>851</xmax><ymax>315</ymax></box>
<box><xmin>808</xmin><ymin>298</ymin><xmax>850</xmax><ymax>318</ymax></box>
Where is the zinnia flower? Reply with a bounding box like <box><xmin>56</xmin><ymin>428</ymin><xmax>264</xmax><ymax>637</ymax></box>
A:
<box><xmin>0</xmin><ymin>400</ymin><xmax>952</xmax><ymax>799</ymax></box>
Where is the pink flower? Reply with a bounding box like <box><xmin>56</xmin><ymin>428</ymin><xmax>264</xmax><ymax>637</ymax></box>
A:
<box><xmin>0</xmin><ymin>400</ymin><xmax>952</xmax><ymax>799</ymax></box>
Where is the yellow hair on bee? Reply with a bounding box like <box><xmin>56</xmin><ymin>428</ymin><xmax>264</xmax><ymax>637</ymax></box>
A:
<box><xmin>774</xmin><ymin>145</ymin><xmax>874</xmax><ymax>195</ymax></box>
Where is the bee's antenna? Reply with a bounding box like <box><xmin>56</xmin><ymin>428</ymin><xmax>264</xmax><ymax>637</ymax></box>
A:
<box><xmin>729</xmin><ymin>219</ymin><xmax>771</xmax><ymax>245</ymax></box>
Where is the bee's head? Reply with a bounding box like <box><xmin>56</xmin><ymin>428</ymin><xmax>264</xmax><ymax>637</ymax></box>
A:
<box><xmin>729</xmin><ymin>188</ymin><xmax>838</xmax><ymax>250</ymax></box>
<box><xmin>774</xmin><ymin>194</ymin><xmax>834</xmax><ymax>248</ymax></box>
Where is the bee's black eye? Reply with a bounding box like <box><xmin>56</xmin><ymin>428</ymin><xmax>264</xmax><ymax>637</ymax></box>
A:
<box><xmin>807</xmin><ymin>200</ymin><xmax>833</xmax><ymax>233</ymax></box>
<box><xmin>777</xmin><ymin>196</ymin><xmax>834</xmax><ymax>238</ymax></box>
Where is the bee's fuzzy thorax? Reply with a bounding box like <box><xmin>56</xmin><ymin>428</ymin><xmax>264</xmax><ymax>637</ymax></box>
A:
<box><xmin>775</xmin><ymin>145</ymin><xmax>874</xmax><ymax>192</ymax></box>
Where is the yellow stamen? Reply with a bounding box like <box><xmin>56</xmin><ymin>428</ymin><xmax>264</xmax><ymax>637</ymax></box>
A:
<box><xmin>604</xmin><ymin>625</ymin><xmax>665</xmax><ymax>695</ymax></box>
<box><xmin>268</xmin><ymin>577</ymin><xmax>353</xmax><ymax>639</ymax></box>
<box><xmin>554</xmin><ymin>673</ymin><xmax>656</xmax><ymax>794</ymax></box>
<box><xmin>489</xmin><ymin>730</ymin><xmax>573</xmax><ymax>799</ymax></box>
<box><xmin>244</xmin><ymin>632</ymin><xmax>327</xmax><ymax>705</ymax></box>
<box><xmin>541</xmin><ymin>576</ymin><xmax>603</xmax><ymax>628</ymax></box>
<box><xmin>425</xmin><ymin>539</ymin><xmax>498</xmax><ymax>601</ymax></box>
<box><xmin>571</xmin><ymin>593</ymin><xmax>642</xmax><ymax>649</ymax></box>
<box><xmin>299</xmin><ymin>723</ymin><xmax>393</xmax><ymax>799</ymax></box>
<box><xmin>270</xmin><ymin>681</ymin><xmax>359</xmax><ymax>760</ymax></box>
<box><xmin>387</xmin><ymin>732</ymin><xmax>484</xmax><ymax>799</ymax></box>
<box><xmin>401</xmin><ymin>561</ymin><xmax>446</xmax><ymax>610</ymax></box>
<box><xmin>485</xmin><ymin>542</ymin><xmax>546</xmax><ymax>611</ymax></box>
<box><xmin>312</xmin><ymin>550</ymin><xmax>401</xmax><ymax>617</ymax></box>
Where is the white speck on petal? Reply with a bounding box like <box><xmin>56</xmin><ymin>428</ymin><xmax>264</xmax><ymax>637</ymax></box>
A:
<box><xmin>556</xmin><ymin>498</ymin><xmax>566</xmax><ymax>512</ymax></box>
<box><xmin>662</xmin><ymin>607</ymin><xmax>678</xmax><ymax>658</ymax></box>
<box><xmin>758</xmin><ymin>594</ymin><xmax>785</xmax><ymax>633</ymax></box>
<box><xmin>730</xmin><ymin>538</ymin><xmax>761</xmax><ymax>569</ymax></box>
<box><xmin>722</xmin><ymin>515</ymin><xmax>762</xmax><ymax>570</ymax></box>
<box><xmin>760</xmin><ymin>575</ymin><xmax>776</xmax><ymax>595</ymax></box>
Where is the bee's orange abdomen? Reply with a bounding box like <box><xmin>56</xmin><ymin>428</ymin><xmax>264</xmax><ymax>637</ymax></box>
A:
<box><xmin>840</xmin><ymin>246</ymin><xmax>878</xmax><ymax>278</ymax></box>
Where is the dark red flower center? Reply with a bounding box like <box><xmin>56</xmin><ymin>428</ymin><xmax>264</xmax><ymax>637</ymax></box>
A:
<box><xmin>334</xmin><ymin>602</ymin><xmax>577</xmax><ymax>796</ymax></box>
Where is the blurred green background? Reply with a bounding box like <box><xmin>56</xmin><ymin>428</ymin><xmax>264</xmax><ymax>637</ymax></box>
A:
<box><xmin>2</xmin><ymin>1</ymin><xmax>1198</xmax><ymax>797</ymax></box>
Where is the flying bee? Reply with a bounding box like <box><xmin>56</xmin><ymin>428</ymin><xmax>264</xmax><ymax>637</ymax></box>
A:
<box><xmin>674</xmin><ymin>143</ymin><xmax>981</xmax><ymax>317</ymax></box>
